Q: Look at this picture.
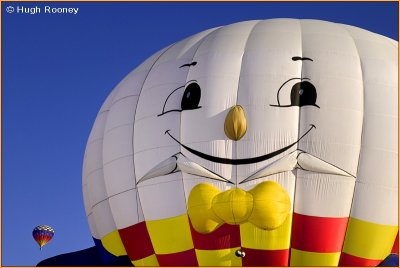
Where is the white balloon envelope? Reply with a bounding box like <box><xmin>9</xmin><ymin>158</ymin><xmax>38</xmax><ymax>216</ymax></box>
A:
<box><xmin>82</xmin><ymin>19</ymin><xmax>398</xmax><ymax>266</ymax></box>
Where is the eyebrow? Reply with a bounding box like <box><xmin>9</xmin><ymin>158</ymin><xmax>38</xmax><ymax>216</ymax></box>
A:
<box><xmin>292</xmin><ymin>56</ymin><xmax>313</xmax><ymax>62</ymax></box>
<box><xmin>179</xmin><ymin>61</ymin><xmax>197</xmax><ymax>68</ymax></box>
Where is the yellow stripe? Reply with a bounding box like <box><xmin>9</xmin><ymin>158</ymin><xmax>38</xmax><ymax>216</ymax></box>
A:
<box><xmin>131</xmin><ymin>254</ymin><xmax>159</xmax><ymax>266</ymax></box>
<box><xmin>342</xmin><ymin>217</ymin><xmax>398</xmax><ymax>260</ymax></box>
<box><xmin>195</xmin><ymin>248</ymin><xmax>242</xmax><ymax>266</ymax></box>
<box><xmin>146</xmin><ymin>214</ymin><xmax>194</xmax><ymax>254</ymax></box>
<box><xmin>290</xmin><ymin>248</ymin><xmax>340</xmax><ymax>266</ymax></box>
<box><xmin>101</xmin><ymin>230</ymin><xmax>127</xmax><ymax>256</ymax></box>
<box><xmin>240</xmin><ymin>213</ymin><xmax>292</xmax><ymax>250</ymax></box>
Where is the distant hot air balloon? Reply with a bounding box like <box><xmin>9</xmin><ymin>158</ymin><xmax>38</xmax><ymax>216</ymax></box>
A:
<box><xmin>33</xmin><ymin>225</ymin><xmax>54</xmax><ymax>250</ymax></box>
<box><xmin>82</xmin><ymin>19</ymin><xmax>398</xmax><ymax>266</ymax></box>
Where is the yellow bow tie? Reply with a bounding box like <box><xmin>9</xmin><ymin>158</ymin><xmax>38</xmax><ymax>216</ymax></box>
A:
<box><xmin>188</xmin><ymin>181</ymin><xmax>291</xmax><ymax>234</ymax></box>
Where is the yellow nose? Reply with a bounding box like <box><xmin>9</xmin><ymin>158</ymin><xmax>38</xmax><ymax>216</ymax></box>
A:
<box><xmin>224</xmin><ymin>105</ymin><xmax>247</xmax><ymax>141</ymax></box>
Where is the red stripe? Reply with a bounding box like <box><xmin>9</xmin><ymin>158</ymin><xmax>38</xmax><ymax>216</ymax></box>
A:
<box><xmin>291</xmin><ymin>213</ymin><xmax>348</xmax><ymax>252</ymax></box>
<box><xmin>34</xmin><ymin>234</ymin><xmax>52</xmax><ymax>244</ymax></box>
<box><xmin>391</xmin><ymin>233</ymin><xmax>398</xmax><ymax>254</ymax></box>
<box><xmin>241</xmin><ymin>248</ymin><xmax>289</xmax><ymax>266</ymax></box>
<box><xmin>157</xmin><ymin>248</ymin><xmax>198</xmax><ymax>266</ymax></box>
<box><xmin>339</xmin><ymin>252</ymin><xmax>381</xmax><ymax>266</ymax></box>
<box><xmin>119</xmin><ymin>221</ymin><xmax>155</xmax><ymax>260</ymax></box>
<box><xmin>189</xmin><ymin>221</ymin><xmax>240</xmax><ymax>250</ymax></box>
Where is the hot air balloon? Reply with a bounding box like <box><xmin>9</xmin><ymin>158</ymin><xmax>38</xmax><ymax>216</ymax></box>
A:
<box><xmin>33</xmin><ymin>225</ymin><xmax>54</xmax><ymax>250</ymax></box>
<box><xmin>82</xmin><ymin>19</ymin><xmax>398</xmax><ymax>266</ymax></box>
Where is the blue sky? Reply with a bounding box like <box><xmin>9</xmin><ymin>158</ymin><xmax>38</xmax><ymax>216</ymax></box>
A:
<box><xmin>2</xmin><ymin>1</ymin><xmax>398</xmax><ymax>266</ymax></box>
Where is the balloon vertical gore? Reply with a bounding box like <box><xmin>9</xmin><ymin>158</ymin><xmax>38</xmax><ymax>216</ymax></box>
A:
<box><xmin>33</xmin><ymin>225</ymin><xmax>54</xmax><ymax>250</ymax></box>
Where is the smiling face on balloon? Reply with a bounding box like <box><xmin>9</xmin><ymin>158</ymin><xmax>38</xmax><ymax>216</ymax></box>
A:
<box><xmin>136</xmin><ymin>50</ymin><xmax>356</xmax><ymax>234</ymax></box>
<box><xmin>83</xmin><ymin>19</ymin><xmax>397</xmax><ymax>267</ymax></box>
<box><xmin>139</xmin><ymin>53</ymin><xmax>354</xmax><ymax>177</ymax></box>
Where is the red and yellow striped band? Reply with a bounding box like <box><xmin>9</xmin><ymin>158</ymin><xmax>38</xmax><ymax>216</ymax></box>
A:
<box><xmin>96</xmin><ymin>213</ymin><xmax>398</xmax><ymax>266</ymax></box>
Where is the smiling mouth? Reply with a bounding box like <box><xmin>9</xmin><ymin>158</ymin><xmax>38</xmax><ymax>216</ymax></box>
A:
<box><xmin>138</xmin><ymin>124</ymin><xmax>353</xmax><ymax>185</ymax></box>
<box><xmin>165</xmin><ymin>124</ymin><xmax>316</xmax><ymax>165</ymax></box>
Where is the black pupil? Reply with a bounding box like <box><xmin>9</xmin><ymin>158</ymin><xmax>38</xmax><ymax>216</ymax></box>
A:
<box><xmin>290</xmin><ymin>81</ymin><xmax>317</xmax><ymax>107</ymax></box>
<box><xmin>181</xmin><ymin>83</ymin><xmax>201</xmax><ymax>110</ymax></box>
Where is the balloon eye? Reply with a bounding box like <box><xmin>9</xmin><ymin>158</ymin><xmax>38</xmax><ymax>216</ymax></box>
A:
<box><xmin>270</xmin><ymin>78</ymin><xmax>319</xmax><ymax>108</ymax></box>
<box><xmin>158</xmin><ymin>81</ymin><xmax>202</xmax><ymax>116</ymax></box>
<box><xmin>290</xmin><ymin>81</ymin><xmax>317</xmax><ymax>107</ymax></box>
<box><xmin>181</xmin><ymin>83</ymin><xmax>201</xmax><ymax>110</ymax></box>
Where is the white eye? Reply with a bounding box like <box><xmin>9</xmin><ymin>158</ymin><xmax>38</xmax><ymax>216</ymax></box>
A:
<box><xmin>158</xmin><ymin>81</ymin><xmax>202</xmax><ymax>116</ymax></box>
<box><xmin>270</xmin><ymin>78</ymin><xmax>319</xmax><ymax>108</ymax></box>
